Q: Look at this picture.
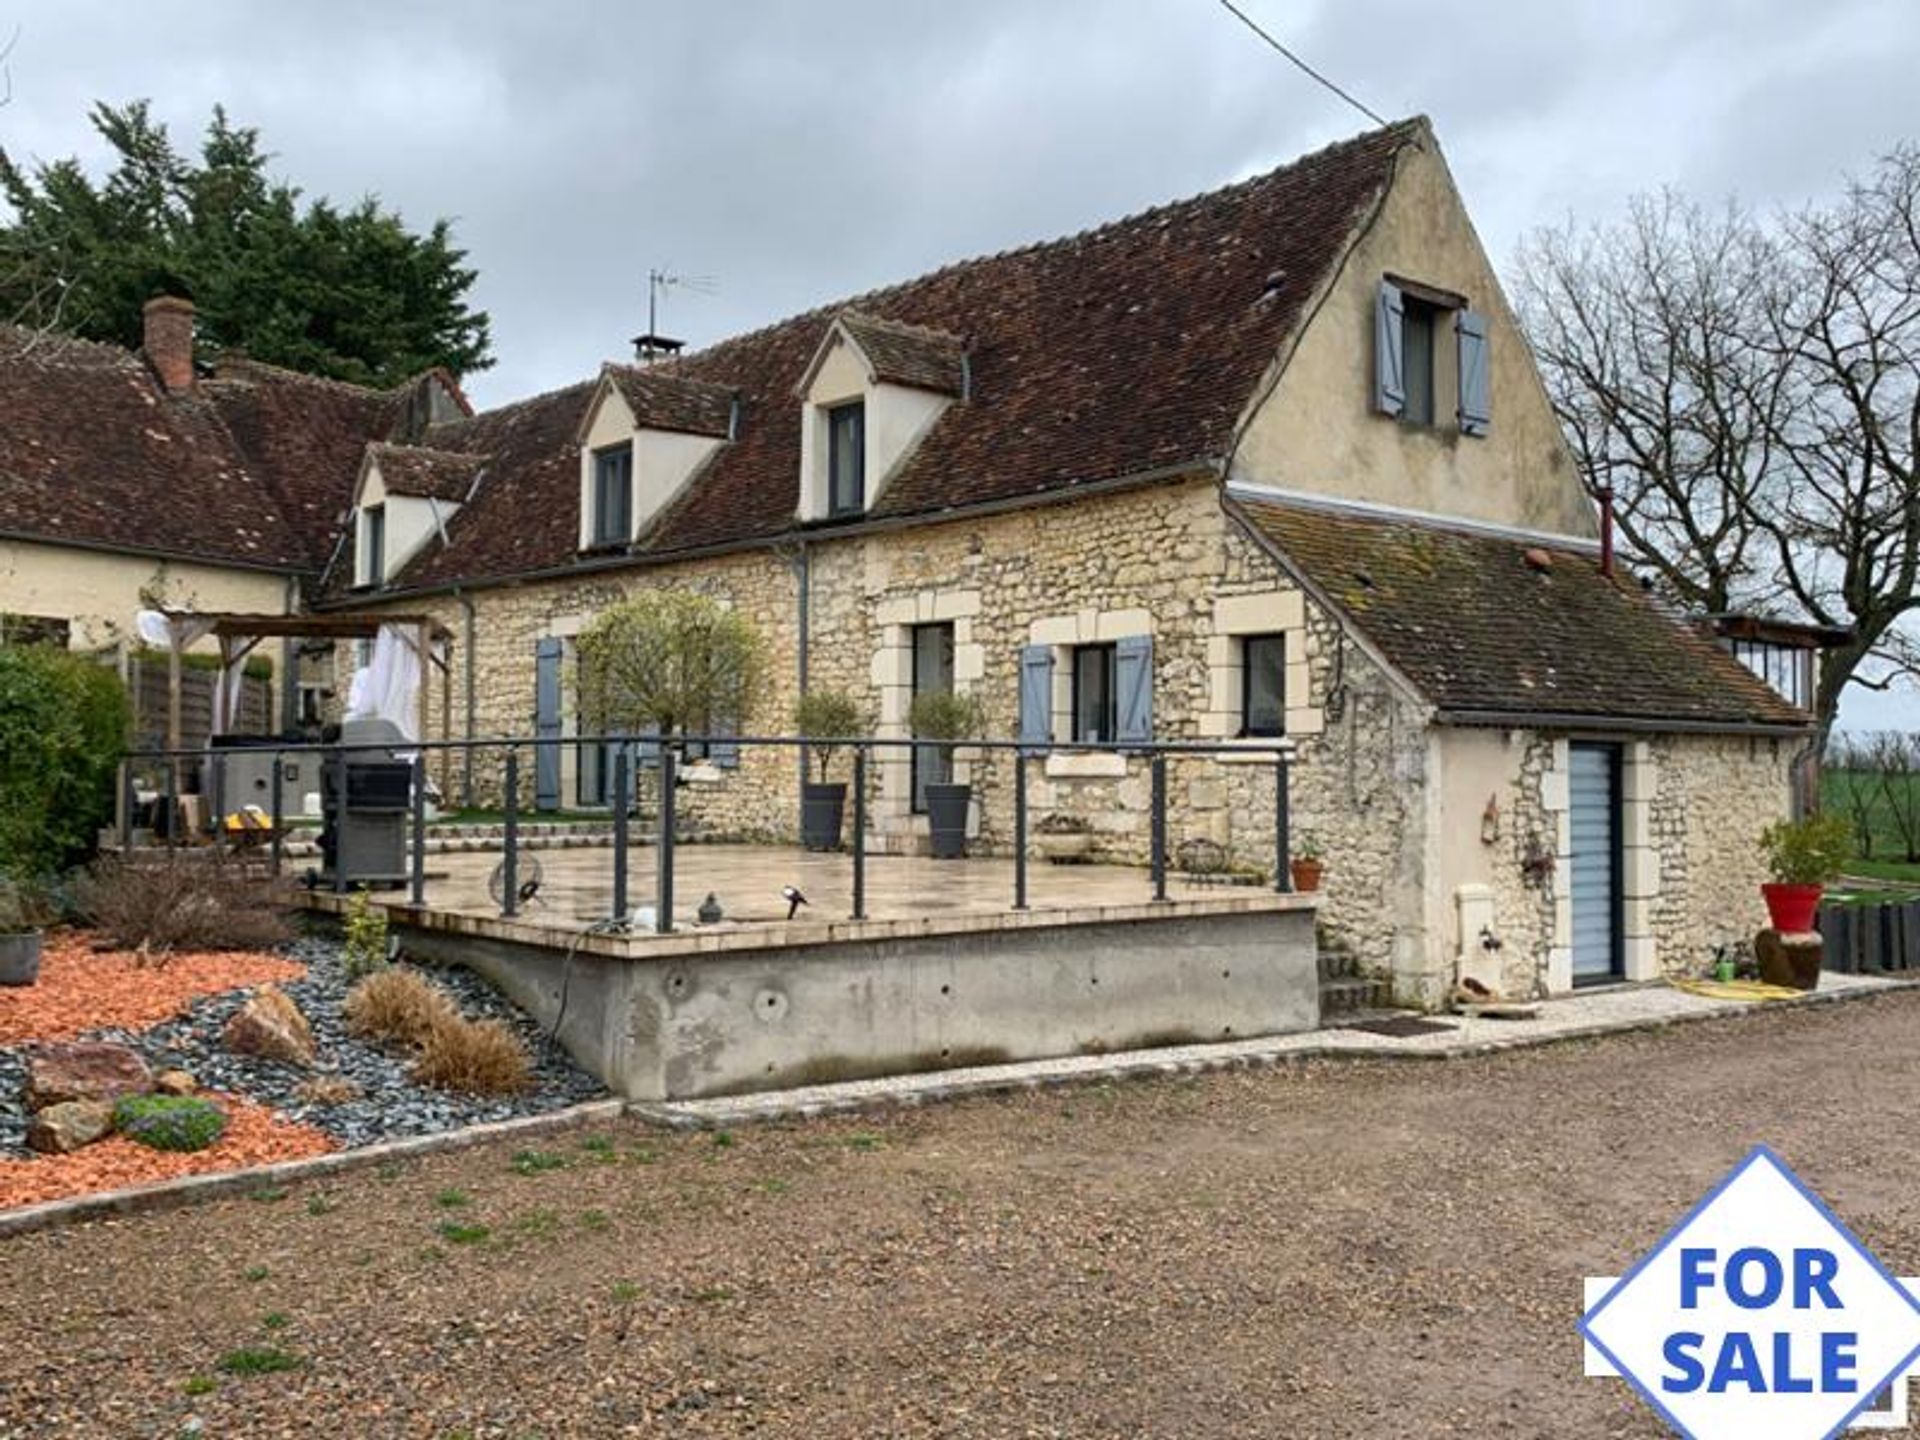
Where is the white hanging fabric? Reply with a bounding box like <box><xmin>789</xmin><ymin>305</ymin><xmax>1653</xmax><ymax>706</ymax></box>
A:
<box><xmin>344</xmin><ymin>623</ymin><xmax>421</xmax><ymax>742</ymax></box>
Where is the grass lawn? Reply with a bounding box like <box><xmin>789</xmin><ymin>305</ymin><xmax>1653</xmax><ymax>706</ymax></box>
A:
<box><xmin>1822</xmin><ymin>767</ymin><xmax>1920</xmax><ymax>883</ymax></box>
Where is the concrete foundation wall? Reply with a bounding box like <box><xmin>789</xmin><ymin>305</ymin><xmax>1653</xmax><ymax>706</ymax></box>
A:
<box><xmin>406</xmin><ymin>908</ymin><xmax>1318</xmax><ymax>1100</ymax></box>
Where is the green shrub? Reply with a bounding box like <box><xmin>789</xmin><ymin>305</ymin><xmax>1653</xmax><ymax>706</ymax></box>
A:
<box><xmin>341</xmin><ymin>890</ymin><xmax>390</xmax><ymax>978</ymax></box>
<box><xmin>113</xmin><ymin>1094</ymin><xmax>227</xmax><ymax>1152</ymax></box>
<box><xmin>0</xmin><ymin>645</ymin><xmax>129</xmax><ymax>877</ymax></box>
<box><xmin>792</xmin><ymin>690</ymin><xmax>866</xmax><ymax>781</ymax></box>
<box><xmin>73</xmin><ymin>852</ymin><xmax>293</xmax><ymax>952</ymax></box>
<box><xmin>1759</xmin><ymin>813</ymin><xmax>1853</xmax><ymax>885</ymax></box>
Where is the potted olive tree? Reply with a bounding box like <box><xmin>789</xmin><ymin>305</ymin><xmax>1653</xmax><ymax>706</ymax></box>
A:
<box><xmin>908</xmin><ymin>690</ymin><xmax>984</xmax><ymax>860</ymax></box>
<box><xmin>0</xmin><ymin>877</ymin><xmax>49</xmax><ymax>986</ymax></box>
<box><xmin>793</xmin><ymin>690</ymin><xmax>865</xmax><ymax>852</ymax></box>
<box><xmin>1758</xmin><ymin>812</ymin><xmax>1851</xmax><ymax>932</ymax></box>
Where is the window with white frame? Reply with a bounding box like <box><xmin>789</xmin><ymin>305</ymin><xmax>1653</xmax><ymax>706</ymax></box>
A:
<box><xmin>358</xmin><ymin>504</ymin><xmax>386</xmax><ymax>586</ymax></box>
<box><xmin>589</xmin><ymin>445</ymin><xmax>633</xmax><ymax>547</ymax></box>
<box><xmin>826</xmin><ymin>401</ymin><xmax>865</xmax><ymax>517</ymax></box>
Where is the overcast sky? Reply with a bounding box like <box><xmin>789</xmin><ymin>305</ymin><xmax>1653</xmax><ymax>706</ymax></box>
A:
<box><xmin>4</xmin><ymin>0</ymin><xmax>1916</xmax><ymax>723</ymax></box>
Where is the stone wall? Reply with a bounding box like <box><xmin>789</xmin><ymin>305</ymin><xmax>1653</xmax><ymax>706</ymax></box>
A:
<box><xmin>340</xmin><ymin>476</ymin><xmax>1428</xmax><ymax>982</ymax></box>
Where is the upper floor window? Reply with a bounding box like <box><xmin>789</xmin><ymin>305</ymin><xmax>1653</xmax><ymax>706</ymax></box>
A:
<box><xmin>1241</xmin><ymin>634</ymin><xmax>1286</xmax><ymax>737</ymax></box>
<box><xmin>360</xmin><ymin>504</ymin><xmax>386</xmax><ymax>587</ymax></box>
<box><xmin>1375</xmin><ymin>277</ymin><xmax>1490</xmax><ymax>437</ymax></box>
<box><xmin>590</xmin><ymin>445</ymin><xmax>632</xmax><ymax>547</ymax></box>
<box><xmin>827</xmin><ymin>401</ymin><xmax>865</xmax><ymax>517</ymax></box>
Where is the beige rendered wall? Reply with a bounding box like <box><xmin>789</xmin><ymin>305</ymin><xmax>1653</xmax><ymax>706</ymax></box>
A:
<box><xmin>1230</xmin><ymin>135</ymin><xmax>1594</xmax><ymax>538</ymax></box>
<box><xmin>0</xmin><ymin>538</ymin><xmax>290</xmax><ymax>652</ymax></box>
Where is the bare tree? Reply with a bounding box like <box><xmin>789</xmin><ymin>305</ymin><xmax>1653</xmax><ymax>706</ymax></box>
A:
<box><xmin>1871</xmin><ymin>731</ymin><xmax>1920</xmax><ymax>863</ymax></box>
<box><xmin>1826</xmin><ymin>733</ymin><xmax>1883</xmax><ymax>860</ymax></box>
<box><xmin>1514</xmin><ymin>147</ymin><xmax>1920</xmax><ymax>736</ymax></box>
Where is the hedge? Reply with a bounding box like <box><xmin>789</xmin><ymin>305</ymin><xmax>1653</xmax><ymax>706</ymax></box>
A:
<box><xmin>0</xmin><ymin>645</ymin><xmax>129</xmax><ymax>877</ymax></box>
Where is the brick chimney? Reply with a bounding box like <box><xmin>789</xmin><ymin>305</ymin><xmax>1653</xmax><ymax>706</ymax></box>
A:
<box><xmin>142</xmin><ymin>295</ymin><xmax>196</xmax><ymax>394</ymax></box>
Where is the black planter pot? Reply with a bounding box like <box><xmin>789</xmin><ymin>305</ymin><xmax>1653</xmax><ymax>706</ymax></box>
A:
<box><xmin>800</xmin><ymin>781</ymin><xmax>848</xmax><ymax>852</ymax></box>
<box><xmin>924</xmin><ymin>783</ymin><xmax>972</xmax><ymax>859</ymax></box>
<box><xmin>0</xmin><ymin>930</ymin><xmax>42</xmax><ymax>986</ymax></box>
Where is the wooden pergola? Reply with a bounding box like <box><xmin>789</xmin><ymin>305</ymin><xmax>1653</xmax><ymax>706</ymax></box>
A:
<box><xmin>152</xmin><ymin>609</ymin><xmax>457</xmax><ymax>792</ymax></box>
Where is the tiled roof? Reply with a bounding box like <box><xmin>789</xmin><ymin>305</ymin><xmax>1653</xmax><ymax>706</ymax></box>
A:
<box><xmin>0</xmin><ymin>327</ymin><xmax>313</xmax><ymax>570</ymax></box>
<box><xmin>835</xmin><ymin>311</ymin><xmax>966</xmax><ymax>395</ymax></box>
<box><xmin>1234</xmin><ymin>495</ymin><xmax>1811</xmax><ymax>730</ymax></box>
<box><xmin>600</xmin><ymin>365</ymin><xmax>735</xmax><ymax>439</ymax></box>
<box><xmin>391</xmin><ymin>118</ymin><xmax>1424</xmax><ymax>589</ymax></box>
<box><xmin>367</xmin><ymin>442</ymin><xmax>486</xmax><ymax>502</ymax></box>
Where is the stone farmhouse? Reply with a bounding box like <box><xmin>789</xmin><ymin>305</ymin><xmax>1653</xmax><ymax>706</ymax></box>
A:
<box><xmin>0</xmin><ymin>118</ymin><xmax>1816</xmax><ymax>1006</ymax></box>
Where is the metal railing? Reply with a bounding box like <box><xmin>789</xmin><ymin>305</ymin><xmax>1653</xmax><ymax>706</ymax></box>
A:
<box><xmin>116</xmin><ymin>731</ymin><xmax>1297</xmax><ymax>933</ymax></box>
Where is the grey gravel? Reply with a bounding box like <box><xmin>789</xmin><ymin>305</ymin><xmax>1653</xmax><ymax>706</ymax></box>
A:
<box><xmin>0</xmin><ymin>936</ymin><xmax>605</xmax><ymax>1155</ymax></box>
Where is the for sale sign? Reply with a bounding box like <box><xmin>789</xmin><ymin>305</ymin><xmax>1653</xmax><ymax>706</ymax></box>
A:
<box><xmin>1581</xmin><ymin>1146</ymin><xmax>1920</xmax><ymax>1438</ymax></box>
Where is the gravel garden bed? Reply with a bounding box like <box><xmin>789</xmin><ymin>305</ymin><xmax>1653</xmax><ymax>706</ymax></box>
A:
<box><xmin>0</xmin><ymin>932</ymin><xmax>608</xmax><ymax>1180</ymax></box>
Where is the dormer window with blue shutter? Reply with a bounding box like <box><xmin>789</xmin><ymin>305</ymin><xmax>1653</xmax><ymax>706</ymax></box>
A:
<box><xmin>1375</xmin><ymin>275</ymin><xmax>1490</xmax><ymax>437</ymax></box>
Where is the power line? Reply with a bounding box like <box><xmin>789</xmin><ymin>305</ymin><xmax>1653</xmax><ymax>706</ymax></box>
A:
<box><xmin>1214</xmin><ymin>0</ymin><xmax>1387</xmax><ymax>129</ymax></box>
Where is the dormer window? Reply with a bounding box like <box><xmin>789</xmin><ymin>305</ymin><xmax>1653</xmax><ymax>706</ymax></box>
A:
<box><xmin>359</xmin><ymin>504</ymin><xmax>385</xmax><ymax>587</ymax></box>
<box><xmin>827</xmin><ymin>402</ymin><xmax>865</xmax><ymax>517</ymax></box>
<box><xmin>590</xmin><ymin>444</ymin><xmax>633</xmax><ymax>546</ymax></box>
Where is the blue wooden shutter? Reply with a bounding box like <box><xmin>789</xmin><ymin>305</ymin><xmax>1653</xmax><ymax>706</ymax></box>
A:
<box><xmin>1114</xmin><ymin>635</ymin><xmax>1153</xmax><ymax>745</ymax></box>
<box><xmin>710</xmin><ymin>713</ymin><xmax>740</xmax><ymax>769</ymax></box>
<box><xmin>1019</xmin><ymin>645</ymin><xmax>1054</xmax><ymax>751</ymax></box>
<box><xmin>533</xmin><ymin>637</ymin><xmax>563</xmax><ymax>811</ymax></box>
<box><xmin>1374</xmin><ymin>280</ymin><xmax>1405</xmax><ymax>417</ymax></box>
<box><xmin>1456</xmin><ymin>309</ymin><xmax>1491</xmax><ymax>436</ymax></box>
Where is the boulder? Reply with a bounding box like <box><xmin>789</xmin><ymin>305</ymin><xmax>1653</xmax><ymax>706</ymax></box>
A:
<box><xmin>24</xmin><ymin>1041</ymin><xmax>154</xmax><ymax>1110</ymax></box>
<box><xmin>222</xmin><ymin>985</ymin><xmax>315</xmax><ymax>1066</ymax></box>
<box><xmin>27</xmin><ymin>1099</ymin><xmax>115</xmax><ymax>1154</ymax></box>
<box><xmin>153</xmin><ymin>1069</ymin><xmax>198</xmax><ymax>1096</ymax></box>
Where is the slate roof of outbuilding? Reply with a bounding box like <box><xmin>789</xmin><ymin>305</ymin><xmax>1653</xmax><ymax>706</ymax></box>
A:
<box><xmin>1232</xmin><ymin>494</ymin><xmax>1812</xmax><ymax>731</ymax></box>
<box><xmin>388</xmin><ymin>118</ymin><xmax>1425</xmax><ymax>589</ymax></box>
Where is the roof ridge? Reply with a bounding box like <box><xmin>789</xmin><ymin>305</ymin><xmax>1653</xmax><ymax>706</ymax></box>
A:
<box><xmin>671</xmin><ymin>116</ymin><xmax>1424</xmax><ymax>370</ymax></box>
<box><xmin>207</xmin><ymin>355</ymin><xmax>406</xmax><ymax>398</ymax></box>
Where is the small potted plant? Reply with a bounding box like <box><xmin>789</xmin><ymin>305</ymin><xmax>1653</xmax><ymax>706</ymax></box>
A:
<box><xmin>1034</xmin><ymin>812</ymin><xmax>1094</xmax><ymax>864</ymax></box>
<box><xmin>0</xmin><ymin>876</ymin><xmax>49</xmax><ymax>986</ymax></box>
<box><xmin>792</xmin><ymin>690</ymin><xmax>865</xmax><ymax>852</ymax></box>
<box><xmin>908</xmin><ymin>690</ymin><xmax>984</xmax><ymax>860</ymax></box>
<box><xmin>1289</xmin><ymin>832</ymin><xmax>1325</xmax><ymax>893</ymax></box>
<box><xmin>1757</xmin><ymin>812</ymin><xmax>1851</xmax><ymax>932</ymax></box>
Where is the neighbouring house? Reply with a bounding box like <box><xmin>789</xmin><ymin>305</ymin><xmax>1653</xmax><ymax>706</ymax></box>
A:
<box><xmin>0</xmin><ymin>117</ymin><xmax>1816</xmax><ymax>1005</ymax></box>
<box><xmin>0</xmin><ymin>297</ymin><xmax>468</xmax><ymax>741</ymax></box>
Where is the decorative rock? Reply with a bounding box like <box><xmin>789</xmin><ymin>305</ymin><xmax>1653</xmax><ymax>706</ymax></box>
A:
<box><xmin>24</xmin><ymin>1041</ymin><xmax>155</xmax><ymax>1111</ymax></box>
<box><xmin>154</xmin><ymin>1069</ymin><xmax>198</xmax><ymax>1096</ymax></box>
<box><xmin>222</xmin><ymin>985</ymin><xmax>316</xmax><ymax>1066</ymax></box>
<box><xmin>26</xmin><ymin>1099</ymin><xmax>115</xmax><ymax>1154</ymax></box>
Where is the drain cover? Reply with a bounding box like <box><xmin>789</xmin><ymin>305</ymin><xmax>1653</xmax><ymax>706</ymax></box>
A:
<box><xmin>1341</xmin><ymin>1015</ymin><xmax>1457</xmax><ymax>1038</ymax></box>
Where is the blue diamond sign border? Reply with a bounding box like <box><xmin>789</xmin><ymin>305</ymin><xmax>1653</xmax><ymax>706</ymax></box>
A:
<box><xmin>1580</xmin><ymin>1144</ymin><xmax>1920</xmax><ymax>1440</ymax></box>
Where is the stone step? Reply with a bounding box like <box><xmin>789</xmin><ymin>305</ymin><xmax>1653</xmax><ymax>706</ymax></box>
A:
<box><xmin>1317</xmin><ymin>945</ymin><xmax>1364</xmax><ymax>981</ymax></box>
<box><xmin>1318</xmin><ymin>974</ymin><xmax>1393</xmax><ymax>1018</ymax></box>
<box><xmin>278</xmin><ymin>832</ymin><xmax>621</xmax><ymax>860</ymax></box>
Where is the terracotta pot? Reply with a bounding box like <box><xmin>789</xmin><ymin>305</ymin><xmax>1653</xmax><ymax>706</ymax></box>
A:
<box><xmin>1289</xmin><ymin>857</ymin><xmax>1324</xmax><ymax>893</ymax></box>
<box><xmin>1761</xmin><ymin>882</ymin><xmax>1823</xmax><ymax>934</ymax></box>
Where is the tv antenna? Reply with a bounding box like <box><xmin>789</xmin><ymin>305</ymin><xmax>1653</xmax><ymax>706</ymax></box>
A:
<box><xmin>633</xmin><ymin>267</ymin><xmax>718</xmax><ymax>364</ymax></box>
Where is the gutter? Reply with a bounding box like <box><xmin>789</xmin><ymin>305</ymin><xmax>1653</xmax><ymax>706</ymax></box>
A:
<box><xmin>312</xmin><ymin>458</ymin><xmax>1217</xmax><ymax>609</ymax></box>
<box><xmin>1432</xmin><ymin>707</ymin><xmax>1815</xmax><ymax>739</ymax></box>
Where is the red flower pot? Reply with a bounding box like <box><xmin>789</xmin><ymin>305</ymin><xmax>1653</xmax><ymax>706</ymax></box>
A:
<box><xmin>1761</xmin><ymin>882</ymin><xmax>1824</xmax><ymax>934</ymax></box>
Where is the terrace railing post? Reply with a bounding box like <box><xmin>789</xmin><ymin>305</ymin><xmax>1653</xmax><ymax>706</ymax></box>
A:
<box><xmin>329</xmin><ymin>746</ymin><xmax>348</xmax><ymax>895</ymax></box>
<box><xmin>501</xmin><ymin>747</ymin><xmax>520</xmax><ymax>917</ymax></box>
<box><xmin>611</xmin><ymin>744</ymin><xmax>630</xmax><ymax>923</ymax></box>
<box><xmin>1274</xmin><ymin>752</ymin><xmax>1293</xmax><ymax>894</ymax></box>
<box><xmin>655</xmin><ymin>747</ymin><xmax>676</xmax><ymax>934</ymax></box>
<box><xmin>269</xmin><ymin>752</ymin><xmax>284</xmax><ymax>877</ymax></box>
<box><xmin>1013</xmin><ymin>751</ymin><xmax>1029</xmax><ymax>911</ymax></box>
<box><xmin>409</xmin><ymin>751</ymin><xmax>427</xmax><ymax>907</ymax></box>
<box><xmin>1150</xmin><ymin>754</ymin><xmax>1168</xmax><ymax>902</ymax></box>
<box><xmin>117</xmin><ymin>759</ymin><xmax>133</xmax><ymax>854</ymax></box>
<box><xmin>851</xmin><ymin>745</ymin><xmax>867</xmax><ymax>921</ymax></box>
<box><xmin>163</xmin><ymin>756</ymin><xmax>179</xmax><ymax>852</ymax></box>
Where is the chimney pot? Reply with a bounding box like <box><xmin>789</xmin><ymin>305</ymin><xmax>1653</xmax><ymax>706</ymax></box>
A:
<box><xmin>142</xmin><ymin>295</ymin><xmax>196</xmax><ymax>394</ymax></box>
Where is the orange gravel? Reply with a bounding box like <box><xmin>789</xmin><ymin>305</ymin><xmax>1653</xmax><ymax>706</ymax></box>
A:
<box><xmin>0</xmin><ymin>932</ymin><xmax>304</xmax><ymax>1044</ymax></box>
<box><xmin>0</xmin><ymin>1093</ymin><xmax>335</xmax><ymax>1209</ymax></box>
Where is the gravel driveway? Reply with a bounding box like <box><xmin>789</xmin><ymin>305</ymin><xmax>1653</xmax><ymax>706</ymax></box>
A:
<box><xmin>3</xmin><ymin>989</ymin><xmax>1918</xmax><ymax>1437</ymax></box>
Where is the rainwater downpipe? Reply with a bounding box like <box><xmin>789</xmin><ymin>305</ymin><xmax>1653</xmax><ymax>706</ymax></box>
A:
<box><xmin>455</xmin><ymin>587</ymin><xmax>478</xmax><ymax>808</ymax></box>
